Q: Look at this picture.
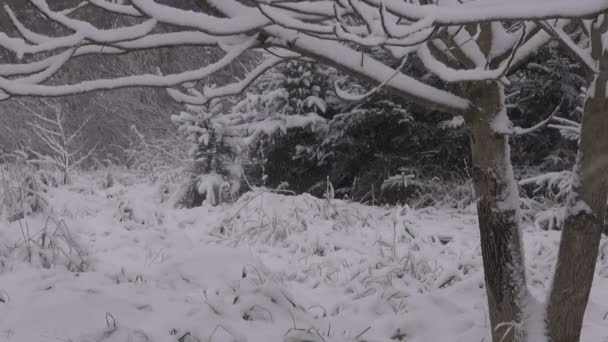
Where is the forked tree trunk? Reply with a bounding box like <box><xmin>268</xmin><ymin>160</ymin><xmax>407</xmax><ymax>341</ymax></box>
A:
<box><xmin>463</xmin><ymin>80</ymin><xmax>528</xmax><ymax>342</ymax></box>
<box><xmin>546</xmin><ymin>17</ymin><xmax>608</xmax><ymax>341</ymax></box>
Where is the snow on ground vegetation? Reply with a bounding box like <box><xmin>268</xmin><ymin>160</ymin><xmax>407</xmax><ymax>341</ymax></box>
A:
<box><xmin>2</xmin><ymin>169</ymin><xmax>608</xmax><ymax>342</ymax></box>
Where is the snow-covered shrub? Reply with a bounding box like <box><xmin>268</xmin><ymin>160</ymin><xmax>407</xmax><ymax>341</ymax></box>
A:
<box><xmin>253</xmin><ymin>61</ymin><xmax>340</xmax><ymax>191</ymax></box>
<box><xmin>23</xmin><ymin>100</ymin><xmax>96</xmax><ymax>185</ymax></box>
<box><xmin>240</xmin><ymin>57</ymin><xmax>473</xmax><ymax>204</ymax></box>
<box><xmin>301</xmin><ymin>99</ymin><xmax>414</xmax><ymax>193</ymax></box>
<box><xmin>506</xmin><ymin>43</ymin><xmax>583</xmax><ymax>170</ymax></box>
<box><xmin>517</xmin><ymin>81</ymin><xmax>583</xmax><ymax>229</ymax></box>
<box><xmin>290</xmin><ymin>92</ymin><xmax>471</xmax><ymax>205</ymax></box>
<box><xmin>113</xmin><ymin>184</ymin><xmax>164</xmax><ymax>226</ymax></box>
<box><xmin>166</xmin><ymin>57</ymin><xmax>475</xmax><ymax>206</ymax></box>
<box><xmin>518</xmin><ymin>151</ymin><xmax>575</xmax><ymax>231</ymax></box>
<box><xmin>172</xmin><ymin>100</ymin><xmax>242</xmax><ymax>207</ymax></box>
<box><xmin>533</xmin><ymin>207</ymin><xmax>566</xmax><ymax>231</ymax></box>
<box><xmin>520</xmin><ymin>171</ymin><xmax>572</xmax><ymax>202</ymax></box>
<box><xmin>123</xmin><ymin>126</ymin><xmax>188</xmax><ymax>181</ymax></box>
<box><xmin>265</xmin><ymin>44</ymin><xmax>586</xmax><ymax>206</ymax></box>
<box><xmin>0</xmin><ymin>160</ymin><xmax>50</xmax><ymax>222</ymax></box>
<box><xmin>247</xmin><ymin>60</ymin><xmax>339</xmax><ymax>119</ymax></box>
<box><xmin>171</xmin><ymin>62</ymin><xmax>330</xmax><ymax>207</ymax></box>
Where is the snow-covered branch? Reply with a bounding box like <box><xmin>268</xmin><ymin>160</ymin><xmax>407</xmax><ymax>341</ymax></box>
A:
<box><xmin>334</xmin><ymin>55</ymin><xmax>408</xmax><ymax>102</ymax></box>
<box><xmin>0</xmin><ymin>0</ymin><xmax>603</xmax><ymax>114</ymax></box>
<box><xmin>549</xmin><ymin>116</ymin><xmax>581</xmax><ymax>141</ymax></box>
<box><xmin>538</xmin><ymin>20</ymin><xmax>596</xmax><ymax>73</ymax></box>
<box><xmin>365</xmin><ymin>0</ymin><xmax>608</xmax><ymax>25</ymax></box>
<box><xmin>167</xmin><ymin>50</ymin><xmax>300</xmax><ymax>105</ymax></box>
<box><xmin>0</xmin><ymin>35</ymin><xmax>259</xmax><ymax>97</ymax></box>
<box><xmin>495</xmin><ymin>97</ymin><xmax>565</xmax><ymax>136</ymax></box>
<box><xmin>86</xmin><ymin>0</ymin><xmax>143</xmax><ymax>17</ymax></box>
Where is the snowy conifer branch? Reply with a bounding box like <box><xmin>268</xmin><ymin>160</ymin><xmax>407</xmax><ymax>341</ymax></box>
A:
<box><xmin>548</xmin><ymin>116</ymin><xmax>582</xmax><ymax>141</ymax></box>
<box><xmin>537</xmin><ymin>20</ymin><xmax>596</xmax><ymax>73</ymax></box>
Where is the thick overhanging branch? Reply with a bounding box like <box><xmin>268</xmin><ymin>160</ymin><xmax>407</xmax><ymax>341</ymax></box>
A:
<box><xmin>0</xmin><ymin>35</ymin><xmax>259</xmax><ymax>97</ymax></box>
<box><xmin>0</xmin><ymin>0</ymin><xmax>271</xmax><ymax>99</ymax></box>
<box><xmin>205</xmin><ymin>0</ymin><xmax>471</xmax><ymax>112</ymax></box>
<box><xmin>274</xmin><ymin>26</ymin><xmax>471</xmax><ymax>112</ymax></box>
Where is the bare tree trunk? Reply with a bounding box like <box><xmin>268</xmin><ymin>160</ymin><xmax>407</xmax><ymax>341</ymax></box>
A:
<box><xmin>546</xmin><ymin>17</ymin><xmax>608</xmax><ymax>341</ymax></box>
<box><xmin>464</xmin><ymin>80</ymin><xmax>528</xmax><ymax>342</ymax></box>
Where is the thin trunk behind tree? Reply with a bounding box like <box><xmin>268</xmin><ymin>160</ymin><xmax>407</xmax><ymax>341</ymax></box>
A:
<box><xmin>546</xmin><ymin>16</ymin><xmax>608</xmax><ymax>342</ymax></box>
<box><xmin>464</xmin><ymin>80</ymin><xmax>528</xmax><ymax>342</ymax></box>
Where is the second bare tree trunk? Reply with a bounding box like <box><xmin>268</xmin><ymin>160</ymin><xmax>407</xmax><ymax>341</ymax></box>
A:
<box><xmin>464</xmin><ymin>81</ymin><xmax>528</xmax><ymax>342</ymax></box>
<box><xmin>546</xmin><ymin>17</ymin><xmax>608</xmax><ymax>341</ymax></box>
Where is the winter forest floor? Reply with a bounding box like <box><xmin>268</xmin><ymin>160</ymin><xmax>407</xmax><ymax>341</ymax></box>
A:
<box><xmin>2</xmin><ymin>170</ymin><xmax>608</xmax><ymax>342</ymax></box>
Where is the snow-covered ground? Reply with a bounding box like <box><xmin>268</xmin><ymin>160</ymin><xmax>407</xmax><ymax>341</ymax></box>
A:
<box><xmin>2</xmin><ymin>171</ymin><xmax>608</xmax><ymax>342</ymax></box>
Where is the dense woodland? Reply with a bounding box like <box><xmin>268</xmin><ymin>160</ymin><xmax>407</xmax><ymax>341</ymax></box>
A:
<box><xmin>0</xmin><ymin>1</ymin><xmax>583</xmax><ymax>206</ymax></box>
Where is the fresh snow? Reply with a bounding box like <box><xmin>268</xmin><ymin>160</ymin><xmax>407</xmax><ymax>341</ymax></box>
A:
<box><xmin>3</xmin><ymin>170</ymin><xmax>608</xmax><ymax>341</ymax></box>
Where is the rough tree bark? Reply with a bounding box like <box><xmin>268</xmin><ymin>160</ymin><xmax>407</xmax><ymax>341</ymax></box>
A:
<box><xmin>463</xmin><ymin>80</ymin><xmax>528</xmax><ymax>342</ymax></box>
<box><xmin>546</xmin><ymin>16</ymin><xmax>608</xmax><ymax>342</ymax></box>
